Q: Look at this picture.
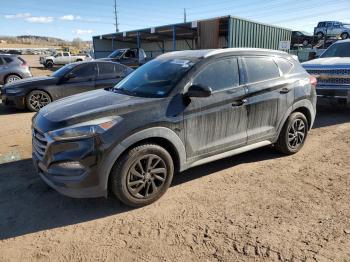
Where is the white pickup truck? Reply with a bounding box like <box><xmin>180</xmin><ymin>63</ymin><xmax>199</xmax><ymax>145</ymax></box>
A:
<box><xmin>39</xmin><ymin>51</ymin><xmax>91</xmax><ymax>68</ymax></box>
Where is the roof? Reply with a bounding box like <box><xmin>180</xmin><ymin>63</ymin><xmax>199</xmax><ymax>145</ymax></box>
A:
<box><xmin>157</xmin><ymin>48</ymin><xmax>288</xmax><ymax>59</ymax></box>
<box><xmin>93</xmin><ymin>15</ymin><xmax>291</xmax><ymax>41</ymax></box>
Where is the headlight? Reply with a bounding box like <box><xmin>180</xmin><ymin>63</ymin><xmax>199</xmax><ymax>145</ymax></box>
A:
<box><xmin>5</xmin><ymin>88</ymin><xmax>22</xmax><ymax>94</ymax></box>
<box><xmin>47</xmin><ymin>116</ymin><xmax>122</xmax><ymax>141</ymax></box>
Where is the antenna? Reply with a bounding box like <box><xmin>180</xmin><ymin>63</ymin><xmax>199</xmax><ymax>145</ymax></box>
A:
<box><xmin>114</xmin><ymin>0</ymin><xmax>119</xmax><ymax>33</ymax></box>
<box><xmin>184</xmin><ymin>8</ymin><xmax>187</xmax><ymax>23</ymax></box>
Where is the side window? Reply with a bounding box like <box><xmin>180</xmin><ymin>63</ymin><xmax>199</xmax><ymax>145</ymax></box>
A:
<box><xmin>318</xmin><ymin>22</ymin><xmax>325</xmax><ymax>27</ymax></box>
<box><xmin>275</xmin><ymin>58</ymin><xmax>293</xmax><ymax>75</ymax></box>
<box><xmin>114</xmin><ymin>64</ymin><xmax>127</xmax><ymax>76</ymax></box>
<box><xmin>193</xmin><ymin>58</ymin><xmax>239</xmax><ymax>92</ymax></box>
<box><xmin>56</xmin><ymin>53</ymin><xmax>62</xmax><ymax>57</ymax></box>
<box><xmin>98</xmin><ymin>63</ymin><xmax>117</xmax><ymax>79</ymax></box>
<box><xmin>326</xmin><ymin>22</ymin><xmax>333</xmax><ymax>28</ymax></box>
<box><xmin>0</xmin><ymin>58</ymin><xmax>4</xmax><ymax>65</ymax></box>
<box><xmin>63</xmin><ymin>52</ymin><xmax>69</xmax><ymax>57</ymax></box>
<box><xmin>4</xmin><ymin>57</ymin><xmax>13</xmax><ymax>64</ymax></box>
<box><xmin>244</xmin><ymin>57</ymin><xmax>280</xmax><ymax>83</ymax></box>
<box><xmin>70</xmin><ymin>64</ymin><xmax>95</xmax><ymax>80</ymax></box>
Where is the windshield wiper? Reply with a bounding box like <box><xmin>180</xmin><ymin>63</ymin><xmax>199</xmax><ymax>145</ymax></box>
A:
<box><xmin>113</xmin><ymin>87</ymin><xmax>140</xmax><ymax>96</ymax></box>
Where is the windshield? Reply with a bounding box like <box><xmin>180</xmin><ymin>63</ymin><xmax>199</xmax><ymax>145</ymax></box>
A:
<box><xmin>113</xmin><ymin>58</ymin><xmax>195</xmax><ymax>98</ymax></box>
<box><xmin>321</xmin><ymin>42</ymin><xmax>350</xmax><ymax>58</ymax></box>
<box><xmin>108</xmin><ymin>49</ymin><xmax>126</xmax><ymax>58</ymax></box>
<box><xmin>51</xmin><ymin>64</ymin><xmax>74</xmax><ymax>77</ymax></box>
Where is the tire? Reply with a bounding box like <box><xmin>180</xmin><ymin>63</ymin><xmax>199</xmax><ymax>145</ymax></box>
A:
<box><xmin>110</xmin><ymin>144</ymin><xmax>174</xmax><ymax>207</ymax></box>
<box><xmin>341</xmin><ymin>32</ymin><xmax>349</xmax><ymax>40</ymax></box>
<box><xmin>275</xmin><ymin>112</ymin><xmax>308</xmax><ymax>155</ymax></box>
<box><xmin>45</xmin><ymin>60</ymin><xmax>53</xmax><ymax>68</ymax></box>
<box><xmin>5</xmin><ymin>74</ymin><xmax>21</xmax><ymax>84</ymax></box>
<box><xmin>316</xmin><ymin>32</ymin><xmax>324</xmax><ymax>39</ymax></box>
<box><xmin>26</xmin><ymin>90</ymin><xmax>52</xmax><ymax>112</ymax></box>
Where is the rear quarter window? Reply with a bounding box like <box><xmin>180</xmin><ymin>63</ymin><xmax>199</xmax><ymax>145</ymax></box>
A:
<box><xmin>4</xmin><ymin>57</ymin><xmax>13</xmax><ymax>64</ymax></box>
<box><xmin>243</xmin><ymin>57</ymin><xmax>280</xmax><ymax>83</ymax></box>
<box><xmin>275</xmin><ymin>58</ymin><xmax>294</xmax><ymax>75</ymax></box>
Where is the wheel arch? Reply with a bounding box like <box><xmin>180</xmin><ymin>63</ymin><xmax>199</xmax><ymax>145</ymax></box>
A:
<box><xmin>341</xmin><ymin>32</ymin><xmax>349</xmax><ymax>38</ymax></box>
<box><xmin>275</xmin><ymin>99</ymin><xmax>316</xmax><ymax>143</ymax></box>
<box><xmin>4</xmin><ymin>73</ymin><xmax>22</xmax><ymax>82</ymax></box>
<box><xmin>99</xmin><ymin>127</ymin><xmax>186</xmax><ymax>196</ymax></box>
<box><xmin>292</xmin><ymin>106</ymin><xmax>312</xmax><ymax>130</ymax></box>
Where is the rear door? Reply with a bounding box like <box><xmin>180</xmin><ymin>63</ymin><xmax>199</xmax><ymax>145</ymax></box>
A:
<box><xmin>95</xmin><ymin>62</ymin><xmax>127</xmax><ymax>89</ymax></box>
<box><xmin>55</xmin><ymin>63</ymin><xmax>97</xmax><ymax>99</ymax></box>
<box><xmin>184</xmin><ymin>57</ymin><xmax>248</xmax><ymax>160</ymax></box>
<box><xmin>242</xmin><ymin>56</ymin><xmax>293</xmax><ymax>143</ymax></box>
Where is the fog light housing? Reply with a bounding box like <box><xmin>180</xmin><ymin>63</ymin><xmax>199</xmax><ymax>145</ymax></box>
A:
<box><xmin>54</xmin><ymin>161</ymin><xmax>84</xmax><ymax>170</ymax></box>
<box><xmin>49</xmin><ymin>161</ymin><xmax>86</xmax><ymax>177</ymax></box>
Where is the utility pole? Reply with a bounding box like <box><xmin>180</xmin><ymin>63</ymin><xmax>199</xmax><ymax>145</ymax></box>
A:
<box><xmin>184</xmin><ymin>8</ymin><xmax>187</xmax><ymax>23</ymax></box>
<box><xmin>114</xmin><ymin>0</ymin><xmax>119</xmax><ymax>33</ymax></box>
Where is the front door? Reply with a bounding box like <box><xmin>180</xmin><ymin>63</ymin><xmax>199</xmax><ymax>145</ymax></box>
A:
<box><xmin>56</xmin><ymin>63</ymin><xmax>97</xmax><ymax>99</ymax></box>
<box><xmin>184</xmin><ymin>57</ymin><xmax>248</xmax><ymax>161</ymax></box>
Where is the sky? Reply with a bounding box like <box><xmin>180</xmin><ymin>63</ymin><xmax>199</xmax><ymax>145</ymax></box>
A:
<box><xmin>0</xmin><ymin>0</ymin><xmax>349</xmax><ymax>41</ymax></box>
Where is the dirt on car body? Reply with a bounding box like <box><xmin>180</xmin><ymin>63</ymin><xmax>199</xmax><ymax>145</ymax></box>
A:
<box><xmin>0</xmin><ymin>105</ymin><xmax>349</xmax><ymax>261</ymax></box>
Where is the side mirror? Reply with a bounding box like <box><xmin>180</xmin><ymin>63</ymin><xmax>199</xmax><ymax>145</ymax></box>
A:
<box><xmin>187</xmin><ymin>84</ymin><xmax>212</xmax><ymax>98</ymax></box>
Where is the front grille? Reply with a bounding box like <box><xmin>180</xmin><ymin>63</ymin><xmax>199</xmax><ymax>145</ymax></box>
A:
<box><xmin>32</xmin><ymin>128</ymin><xmax>47</xmax><ymax>159</ymax></box>
<box><xmin>306</xmin><ymin>69</ymin><xmax>350</xmax><ymax>85</ymax></box>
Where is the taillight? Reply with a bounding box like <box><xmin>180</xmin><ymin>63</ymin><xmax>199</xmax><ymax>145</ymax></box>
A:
<box><xmin>310</xmin><ymin>76</ymin><xmax>317</xmax><ymax>88</ymax></box>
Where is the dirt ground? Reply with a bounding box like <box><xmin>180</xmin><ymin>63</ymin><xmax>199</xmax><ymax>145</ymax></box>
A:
<box><xmin>0</xmin><ymin>100</ymin><xmax>349</xmax><ymax>261</ymax></box>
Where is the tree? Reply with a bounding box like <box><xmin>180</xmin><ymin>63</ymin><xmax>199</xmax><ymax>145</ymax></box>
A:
<box><xmin>72</xmin><ymin>37</ymin><xmax>83</xmax><ymax>49</ymax></box>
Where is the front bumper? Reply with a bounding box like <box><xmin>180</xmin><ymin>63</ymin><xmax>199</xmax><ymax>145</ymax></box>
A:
<box><xmin>1</xmin><ymin>94</ymin><xmax>26</xmax><ymax>109</ymax></box>
<box><xmin>316</xmin><ymin>85</ymin><xmax>350</xmax><ymax>103</ymax></box>
<box><xmin>32</xmin><ymin>131</ymin><xmax>107</xmax><ymax>198</ymax></box>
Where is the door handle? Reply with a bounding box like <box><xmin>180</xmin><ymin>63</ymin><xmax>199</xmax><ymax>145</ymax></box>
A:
<box><xmin>232</xmin><ymin>99</ymin><xmax>247</xmax><ymax>107</ymax></box>
<box><xmin>280</xmin><ymin>87</ymin><xmax>292</xmax><ymax>94</ymax></box>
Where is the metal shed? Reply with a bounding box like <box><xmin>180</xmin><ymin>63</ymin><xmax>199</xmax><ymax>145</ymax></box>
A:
<box><xmin>93</xmin><ymin>15</ymin><xmax>292</xmax><ymax>59</ymax></box>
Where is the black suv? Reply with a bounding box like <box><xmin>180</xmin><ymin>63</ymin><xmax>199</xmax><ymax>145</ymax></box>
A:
<box><xmin>32</xmin><ymin>48</ymin><xmax>317</xmax><ymax>207</ymax></box>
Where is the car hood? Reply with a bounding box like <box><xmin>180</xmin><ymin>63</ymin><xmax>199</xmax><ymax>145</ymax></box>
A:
<box><xmin>34</xmin><ymin>89</ymin><xmax>163</xmax><ymax>132</ymax></box>
<box><xmin>3</xmin><ymin>76</ymin><xmax>58</xmax><ymax>89</ymax></box>
<box><xmin>302</xmin><ymin>57</ymin><xmax>350</xmax><ymax>68</ymax></box>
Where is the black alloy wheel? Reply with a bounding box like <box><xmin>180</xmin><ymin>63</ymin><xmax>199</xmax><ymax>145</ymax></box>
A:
<box><xmin>26</xmin><ymin>90</ymin><xmax>51</xmax><ymax>112</ymax></box>
<box><xmin>126</xmin><ymin>154</ymin><xmax>167</xmax><ymax>199</ymax></box>
<box><xmin>111</xmin><ymin>144</ymin><xmax>174</xmax><ymax>207</ymax></box>
<box><xmin>275</xmin><ymin>112</ymin><xmax>308</xmax><ymax>155</ymax></box>
<box><xmin>287</xmin><ymin>118</ymin><xmax>306</xmax><ymax>149</ymax></box>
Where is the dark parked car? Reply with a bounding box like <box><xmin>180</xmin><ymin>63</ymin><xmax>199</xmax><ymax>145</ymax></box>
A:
<box><xmin>32</xmin><ymin>48</ymin><xmax>317</xmax><ymax>207</ymax></box>
<box><xmin>0</xmin><ymin>54</ymin><xmax>32</xmax><ymax>85</ymax></box>
<box><xmin>291</xmin><ymin>31</ymin><xmax>314</xmax><ymax>48</ymax></box>
<box><xmin>1</xmin><ymin>61</ymin><xmax>133</xmax><ymax>111</ymax></box>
